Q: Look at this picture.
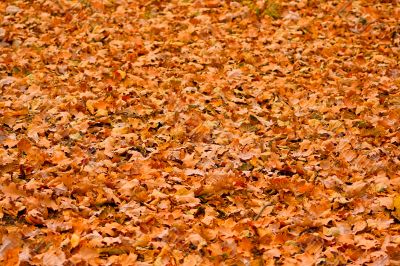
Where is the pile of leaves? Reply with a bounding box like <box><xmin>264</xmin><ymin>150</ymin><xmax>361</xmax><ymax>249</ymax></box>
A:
<box><xmin>0</xmin><ymin>0</ymin><xmax>399</xmax><ymax>265</ymax></box>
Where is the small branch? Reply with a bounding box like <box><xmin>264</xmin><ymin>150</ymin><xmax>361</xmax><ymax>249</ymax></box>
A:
<box><xmin>350</xmin><ymin>19</ymin><xmax>378</xmax><ymax>34</ymax></box>
<box><xmin>254</xmin><ymin>202</ymin><xmax>272</xmax><ymax>221</ymax></box>
<box><xmin>337</xmin><ymin>0</ymin><xmax>353</xmax><ymax>17</ymax></box>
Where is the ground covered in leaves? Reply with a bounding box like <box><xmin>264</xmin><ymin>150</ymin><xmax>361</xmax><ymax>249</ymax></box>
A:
<box><xmin>0</xmin><ymin>0</ymin><xmax>400</xmax><ymax>265</ymax></box>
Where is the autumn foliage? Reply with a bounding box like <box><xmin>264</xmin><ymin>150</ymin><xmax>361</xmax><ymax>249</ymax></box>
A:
<box><xmin>0</xmin><ymin>0</ymin><xmax>400</xmax><ymax>265</ymax></box>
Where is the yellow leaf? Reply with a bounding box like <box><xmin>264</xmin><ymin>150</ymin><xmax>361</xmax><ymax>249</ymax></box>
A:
<box><xmin>112</xmin><ymin>126</ymin><xmax>129</xmax><ymax>135</ymax></box>
<box><xmin>133</xmin><ymin>235</ymin><xmax>150</xmax><ymax>248</ymax></box>
<box><xmin>96</xmin><ymin>108</ymin><xmax>108</xmax><ymax>117</ymax></box>
<box><xmin>116</xmin><ymin>70</ymin><xmax>126</xmax><ymax>80</ymax></box>
<box><xmin>393</xmin><ymin>196</ymin><xmax>400</xmax><ymax>213</ymax></box>
<box><xmin>175</xmin><ymin>188</ymin><xmax>190</xmax><ymax>196</ymax></box>
<box><xmin>171</xmin><ymin>41</ymin><xmax>185</xmax><ymax>47</ymax></box>
<box><xmin>71</xmin><ymin>233</ymin><xmax>80</xmax><ymax>248</ymax></box>
<box><xmin>86</xmin><ymin>100</ymin><xmax>95</xmax><ymax>115</ymax></box>
<box><xmin>164</xmin><ymin>166</ymin><xmax>173</xmax><ymax>173</ymax></box>
<box><xmin>154</xmin><ymin>245</ymin><xmax>169</xmax><ymax>266</ymax></box>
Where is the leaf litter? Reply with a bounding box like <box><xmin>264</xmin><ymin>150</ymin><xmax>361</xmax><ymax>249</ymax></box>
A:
<box><xmin>0</xmin><ymin>0</ymin><xmax>400</xmax><ymax>265</ymax></box>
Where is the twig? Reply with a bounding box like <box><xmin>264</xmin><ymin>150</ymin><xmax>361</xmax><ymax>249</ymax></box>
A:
<box><xmin>301</xmin><ymin>0</ymin><xmax>353</xmax><ymax>36</ymax></box>
<box><xmin>350</xmin><ymin>19</ymin><xmax>378</xmax><ymax>34</ymax></box>
<box><xmin>337</xmin><ymin>0</ymin><xmax>353</xmax><ymax>17</ymax></box>
<box><xmin>254</xmin><ymin>202</ymin><xmax>272</xmax><ymax>221</ymax></box>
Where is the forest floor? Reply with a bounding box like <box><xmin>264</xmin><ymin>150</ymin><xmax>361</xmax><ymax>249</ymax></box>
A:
<box><xmin>0</xmin><ymin>0</ymin><xmax>400</xmax><ymax>265</ymax></box>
